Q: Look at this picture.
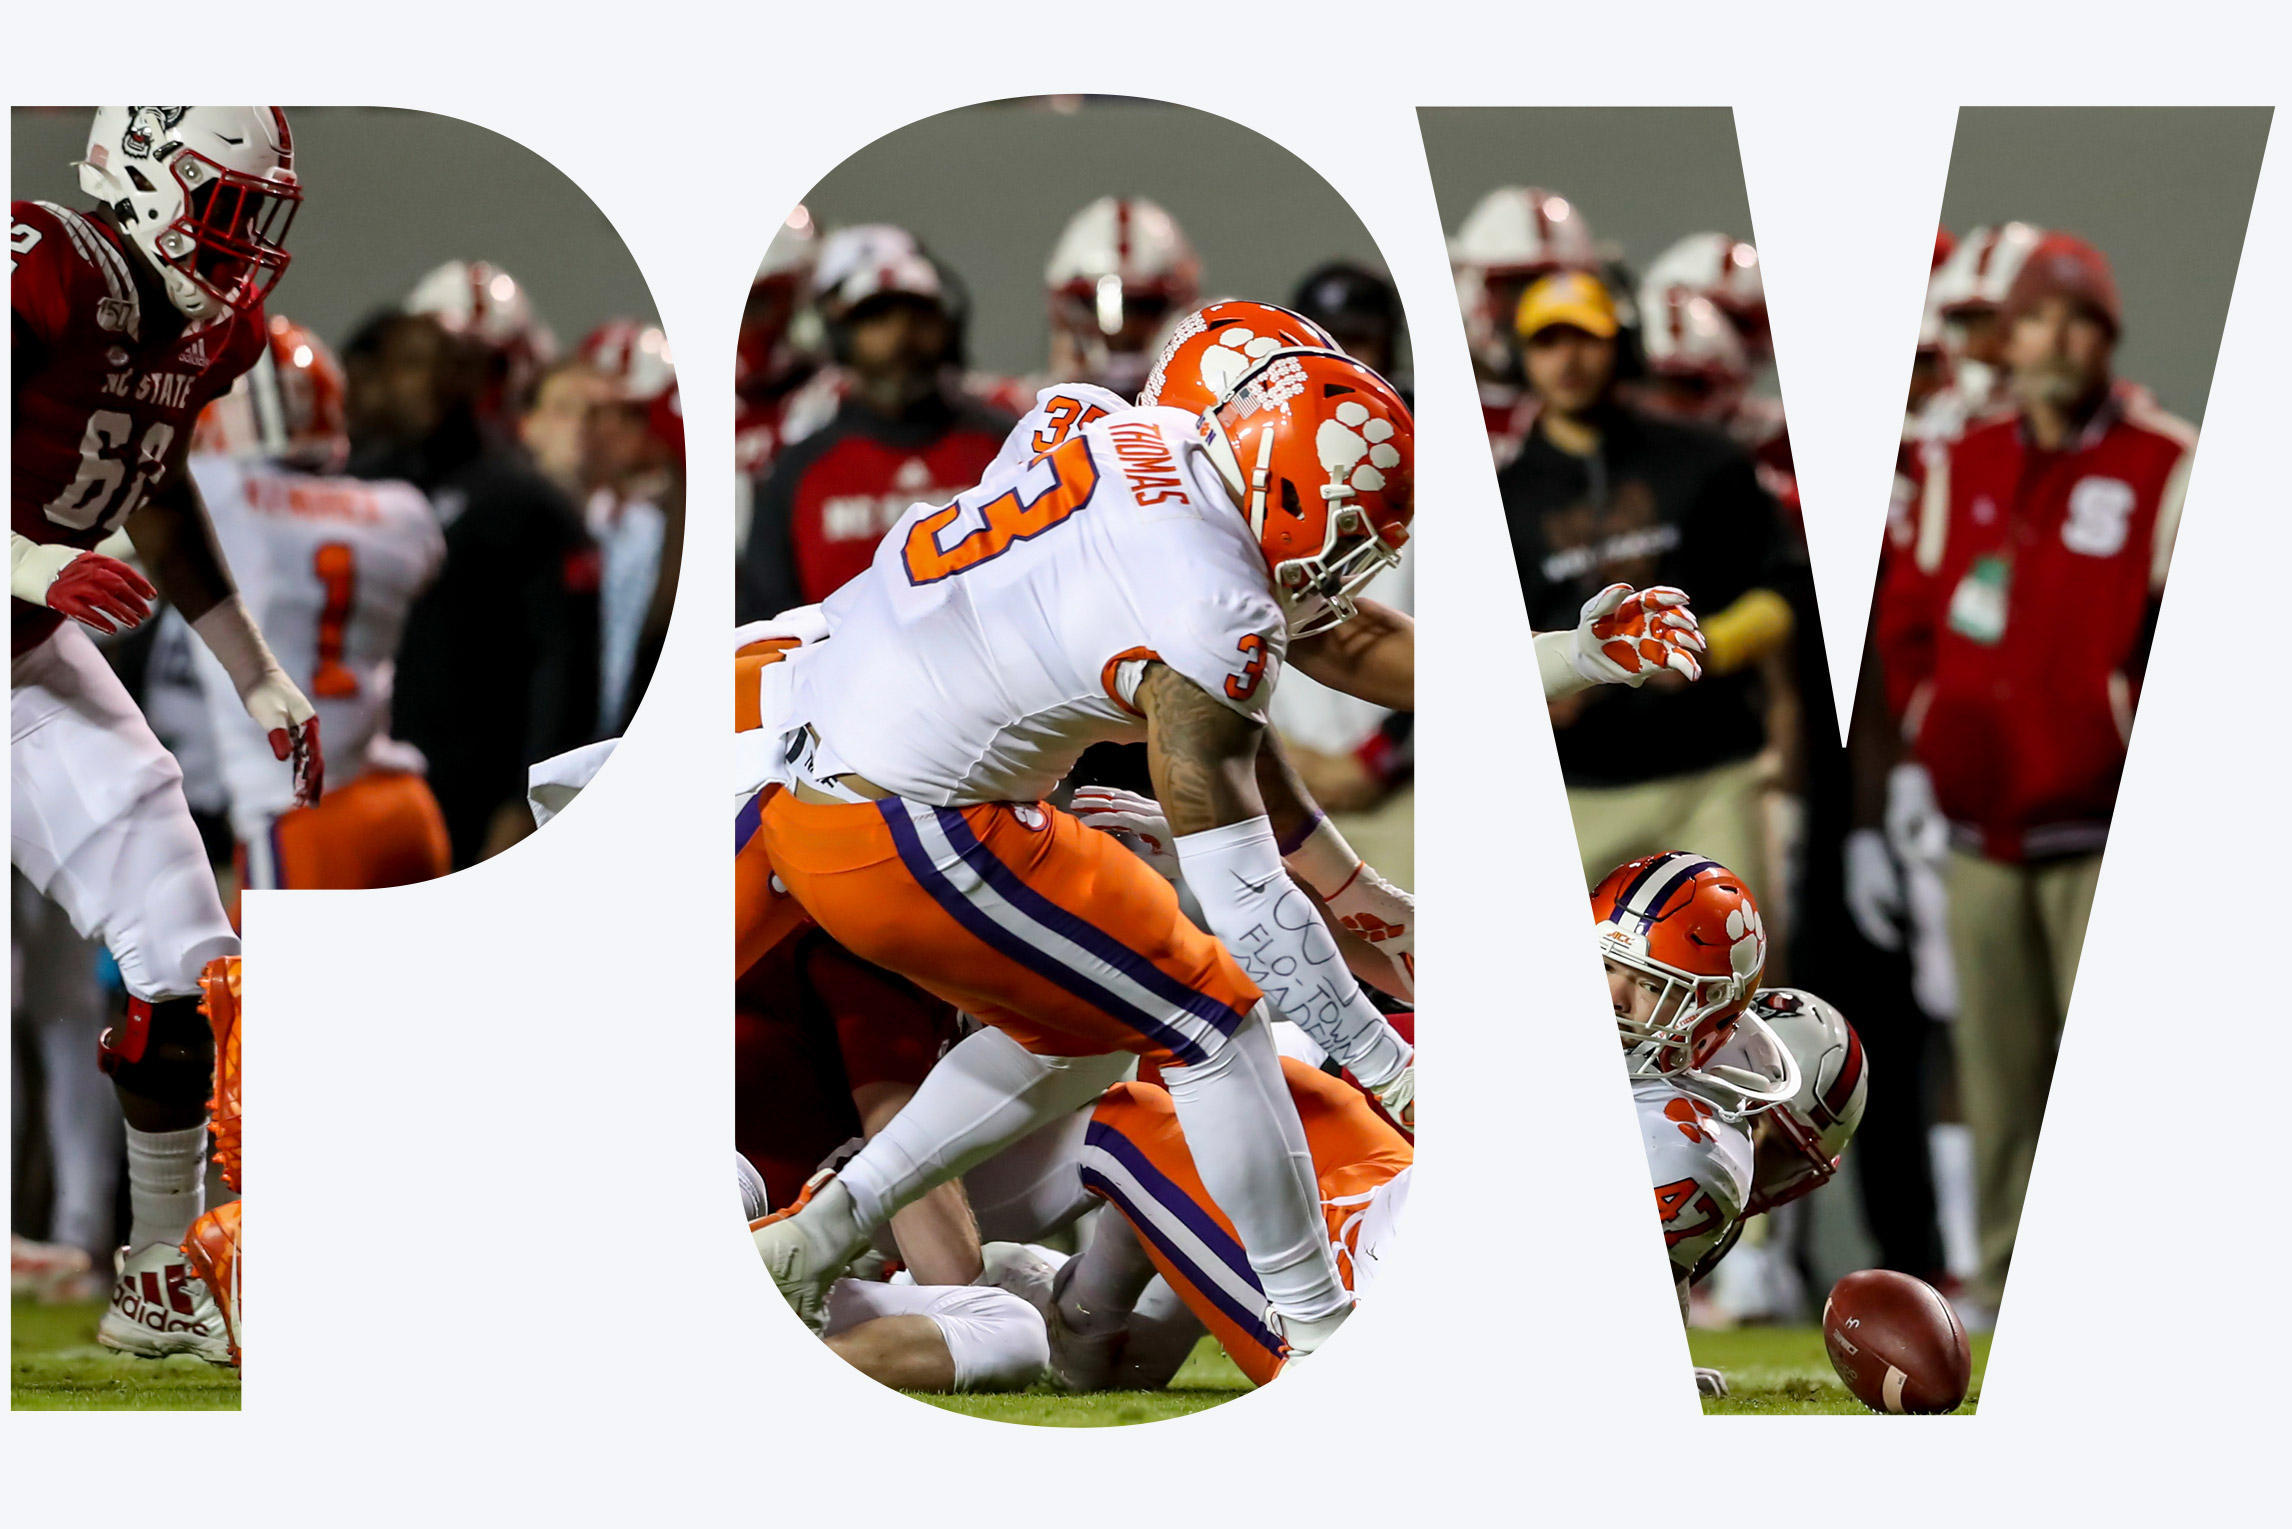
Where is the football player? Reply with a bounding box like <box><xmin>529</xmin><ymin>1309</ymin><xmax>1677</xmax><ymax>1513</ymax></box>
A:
<box><xmin>1043</xmin><ymin>196</ymin><xmax>1200</xmax><ymax>397</ymax></box>
<box><xmin>747</xmin><ymin>347</ymin><xmax>1421</xmax><ymax>1362</ymax></box>
<box><xmin>11</xmin><ymin>107</ymin><xmax>319</xmax><ymax>1365</ymax></box>
<box><xmin>187</xmin><ymin>316</ymin><xmax>450</xmax><ymax>897</ymax></box>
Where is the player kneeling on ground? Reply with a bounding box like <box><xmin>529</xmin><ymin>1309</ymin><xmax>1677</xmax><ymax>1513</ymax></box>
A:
<box><xmin>1593</xmin><ymin>853</ymin><xmax>1867</xmax><ymax>1397</ymax></box>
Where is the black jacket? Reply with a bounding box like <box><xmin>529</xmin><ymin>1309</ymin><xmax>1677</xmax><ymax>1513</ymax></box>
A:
<box><xmin>1498</xmin><ymin>401</ymin><xmax>1787</xmax><ymax>787</ymax></box>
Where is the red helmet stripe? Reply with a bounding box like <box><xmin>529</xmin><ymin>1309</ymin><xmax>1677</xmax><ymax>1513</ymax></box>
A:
<box><xmin>1812</xmin><ymin>1021</ymin><xmax>1865</xmax><ymax>1126</ymax></box>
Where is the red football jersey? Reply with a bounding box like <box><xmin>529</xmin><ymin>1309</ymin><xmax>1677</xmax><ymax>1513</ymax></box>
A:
<box><xmin>11</xmin><ymin>199</ymin><xmax>265</xmax><ymax>649</ymax></box>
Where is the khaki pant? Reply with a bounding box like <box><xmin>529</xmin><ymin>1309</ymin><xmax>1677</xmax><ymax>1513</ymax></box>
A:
<box><xmin>1945</xmin><ymin>849</ymin><xmax>2103</xmax><ymax>1307</ymax></box>
<box><xmin>1566</xmin><ymin>756</ymin><xmax>1771</xmax><ymax>906</ymax></box>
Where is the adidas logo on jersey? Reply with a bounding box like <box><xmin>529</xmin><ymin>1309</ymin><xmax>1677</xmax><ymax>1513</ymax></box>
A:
<box><xmin>179</xmin><ymin>336</ymin><xmax>210</xmax><ymax>367</ymax></box>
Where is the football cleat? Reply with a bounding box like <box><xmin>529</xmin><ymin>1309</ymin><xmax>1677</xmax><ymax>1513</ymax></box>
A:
<box><xmin>201</xmin><ymin>956</ymin><xmax>242</xmax><ymax>1191</ymax></box>
<box><xmin>749</xmin><ymin>1169</ymin><xmax>855</xmax><ymax>1334</ymax></box>
<box><xmin>1041</xmin><ymin>1257</ymin><xmax>1127</xmax><ymax>1393</ymax></box>
<box><xmin>97</xmin><ymin>1238</ymin><xmax>235</xmax><ymax>1365</ymax></box>
<box><xmin>1269</xmin><ymin>1298</ymin><xmax>1354</xmax><ymax>1374</ymax></box>
<box><xmin>11</xmin><ymin>1234</ymin><xmax>99</xmax><ymax>1304</ymax></box>
<box><xmin>183</xmin><ymin>1202</ymin><xmax>243</xmax><ymax>1368</ymax></box>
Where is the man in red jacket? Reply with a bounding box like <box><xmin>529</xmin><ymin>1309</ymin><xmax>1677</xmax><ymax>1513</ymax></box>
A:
<box><xmin>1874</xmin><ymin>234</ymin><xmax>2193</xmax><ymax>1316</ymax></box>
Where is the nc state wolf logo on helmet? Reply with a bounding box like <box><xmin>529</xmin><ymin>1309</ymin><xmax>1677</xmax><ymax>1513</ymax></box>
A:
<box><xmin>122</xmin><ymin>107</ymin><xmax>189</xmax><ymax>159</ymax></box>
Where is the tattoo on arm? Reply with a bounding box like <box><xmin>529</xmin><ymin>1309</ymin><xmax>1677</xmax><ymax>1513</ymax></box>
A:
<box><xmin>1252</xmin><ymin>726</ymin><xmax>1322</xmax><ymax>847</ymax></box>
<box><xmin>1139</xmin><ymin>661</ymin><xmax>1265</xmax><ymax>836</ymax></box>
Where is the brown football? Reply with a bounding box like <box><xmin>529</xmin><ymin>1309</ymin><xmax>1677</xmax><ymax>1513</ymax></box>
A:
<box><xmin>1821</xmin><ymin>1269</ymin><xmax>1972</xmax><ymax>1414</ymax></box>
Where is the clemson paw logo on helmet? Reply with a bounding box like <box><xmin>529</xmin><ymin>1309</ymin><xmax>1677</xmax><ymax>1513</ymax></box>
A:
<box><xmin>1316</xmin><ymin>401</ymin><xmax>1402</xmax><ymax>495</ymax></box>
<box><xmin>1725</xmin><ymin>903</ymin><xmax>1765</xmax><ymax>979</ymax></box>
<box><xmin>1199</xmin><ymin>326</ymin><xmax>1290</xmax><ymax>397</ymax></box>
<box><xmin>123</xmin><ymin>107</ymin><xmax>188</xmax><ymax>159</ymax></box>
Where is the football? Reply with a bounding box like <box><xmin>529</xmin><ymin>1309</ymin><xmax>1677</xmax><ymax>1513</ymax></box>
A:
<box><xmin>1821</xmin><ymin>1270</ymin><xmax>1972</xmax><ymax>1414</ymax></box>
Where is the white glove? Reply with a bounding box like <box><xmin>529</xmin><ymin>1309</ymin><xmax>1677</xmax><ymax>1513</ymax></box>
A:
<box><xmin>1068</xmin><ymin>785</ymin><xmax>1181</xmax><ymax>882</ymax></box>
<box><xmin>1285</xmin><ymin>816</ymin><xmax>1414</xmax><ymax>1002</ymax></box>
<box><xmin>1536</xmin><ymin>583</ymin><xmax>1706</xmax><ymax>699</ymax></box>
<box><xmin>193</xmin><ymin>595</ymin><xmax>322</xmax><ymax>806</ymax></box>
<box><xmin>1695</xmin><ymin>1366</ymin><xmax>1729</xmax><ymax>1399</ymax></box>
<box><xmin>1369</xmin><ymin>1062</ymin><xmax>1414</xmax><ymax>1133</ymax></box>
<box><xmin>1884</xmin><ymin>762</ymin><xmax>1947</xmax><ymax>870</ymax></box>
<box><xmin>1843</xmin><ymin>827</ymin><xmax>1905</xmax><ymax>952</ymax></box>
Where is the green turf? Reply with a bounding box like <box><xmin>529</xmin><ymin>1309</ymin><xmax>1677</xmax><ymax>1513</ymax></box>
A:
<box><xmin>913</xmin><ymin>1336</ymin><xmax>1250</xmax><ymax>1427</ymax></box>
<box><xmin>1689</xmin><ymin>1325</ymin><xmax>1989</xmax><ymax>1415</ymax></box>
<box><xmin>12</xmin><ymin>1297</ymin><xmax>241</xmax><ymax>1411</ymax></box>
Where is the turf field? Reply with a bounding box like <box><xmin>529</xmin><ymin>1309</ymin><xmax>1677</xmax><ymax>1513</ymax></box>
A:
<box><xmin>914</xmin><ymin>1336</ymin><xmax>1249</xmax><ymax>1426</ymax></box>
<box><xmin>11</xmin><ymin>1297</ymin><xmax>241</xmax><ymax>1410</ymax></box>
<box><xmin>1690</xmin><ymin>1325</ymin><xmax>1989</xmax><ymax>1415</ymax></box>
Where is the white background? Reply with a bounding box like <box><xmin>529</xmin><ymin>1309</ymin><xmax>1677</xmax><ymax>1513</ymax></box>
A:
<box><xmin>7</xmin><ymin>2</ymin><xmax>2289</xmax><ymax>1519</ymax></box>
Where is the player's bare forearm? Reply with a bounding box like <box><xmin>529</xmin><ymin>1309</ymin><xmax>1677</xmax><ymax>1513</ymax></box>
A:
<box><xmin>124</xmin><ymin>474</ymin><xmax>234</xmax><ymax>621</ymax></box>
<box><xmin>1138</xmin><ymin>662</ymin><xmax>1265</xmax><ymax>837</ymax></box>
<box><xmin>1251</xmin><ymin>728</ymin><xmax>1324</xmax><ymax>849</ymax></box>
<box><xmin>1290</xmin><ymin>596</ymin><xmax>1413</xmax><ymax>711</ymax></box>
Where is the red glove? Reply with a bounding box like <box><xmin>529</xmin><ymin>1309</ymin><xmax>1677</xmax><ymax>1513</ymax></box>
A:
<box><xmin>267</xmin><ymin>708</ymin><xmax>324</xmax><ymax>808</ymax></box>
<box><xmin>46</xmin><ymin>552</ymin><xmax>156</xmax><ymax>635</ymax></box>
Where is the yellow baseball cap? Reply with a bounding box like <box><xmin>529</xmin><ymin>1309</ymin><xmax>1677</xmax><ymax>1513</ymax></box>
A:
<box><xmin>1515</xmin><ymin>270</ymin><xmax>1619</xmax><ymax>341</ymax></box>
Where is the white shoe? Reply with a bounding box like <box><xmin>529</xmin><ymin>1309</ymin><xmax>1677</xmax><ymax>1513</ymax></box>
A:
<box><xmin>1269</xmin><ymin>1299</ymin><xmax>1353</xmax><ymax>1369</ymax></box>
<box><xmin>750</xmin><ymin>1171</ymin><xmax>858</xmax><ymax>1334</ymax></box>
<box><xmin>96</xmin><ymin>1241</ymin><xmax>234</xmax><ymax>1365</ymax></box>
<box><xmin>12</xmin><ymin>1234</ymin><xmax>97</xmax><ymax>1303</ymax></box>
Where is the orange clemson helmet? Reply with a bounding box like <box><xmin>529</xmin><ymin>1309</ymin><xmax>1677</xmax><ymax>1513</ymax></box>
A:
<box><xmin>190</xmin><ymin>313</ymin><xmax>347</xmax><ymax>470</ymax></box>
<box><xmin>1139</xmin><ymin>300</ymin><xmax>1340</xmax><ymax>415</ymax></box>
<box><xmin>1201</xmin><ymin>349</ymin><xmax>1412</xmax><ymax>638</ymax></box>
<box><xmin>1593</xmin><ymin>852</ymin><xmax>1792</xmax><ymax>1110</ymax></box>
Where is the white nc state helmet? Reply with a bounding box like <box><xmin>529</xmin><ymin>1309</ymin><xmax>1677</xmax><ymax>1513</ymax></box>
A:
<box><xmin>1736</xmin><ymin>988</ymin><xmax>1867</xmax><ymax>1215</ymax></box>
<box><xmin>1449</xmin><ymin>186</ymin><xmax>1599</xmax><ymax>274</ymax></box>
<box><xmin>1927</xmin><ymin>222</ymin><xmax>2045</xmax><ymax>321</ymax></box>
<box><xmin>1642</xmin><ymin>232</ymin><xmax>1765</xmax><ymax>349</ymax></box>
<box><xmin>1450</xmin><ymin>186</ymin><xmax>1597</xmax><ymax>376</ymax></box>
<box><xmin>1046</xmin><ymin>196</ymin><xmax>1201</xmax><ymax>395</ymax></box>
<box><xmin>78</xmin><ymin>107</ymin><xmax>300</xmax><ymax>321</ymax></box>
<box><xmin>407</xmin><ymin>260</ymin><xmax>558</xmax><ymax>360</ymax></box>
<box><xmin>1637</xmin><ymin>290</ymin><xmax>1750</xmax><ymax>418</ymax></box>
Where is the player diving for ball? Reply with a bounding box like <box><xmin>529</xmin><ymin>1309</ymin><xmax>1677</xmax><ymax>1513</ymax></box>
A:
<box><xmin>1594</xmin><ymin>852</ymin><xmax>1868</xmax><ymax>1398</ymax></box>
<box><xmin>12</xmin><ymin>108</ymin><xmax>324</xmax><ymax>1366</ymax></box>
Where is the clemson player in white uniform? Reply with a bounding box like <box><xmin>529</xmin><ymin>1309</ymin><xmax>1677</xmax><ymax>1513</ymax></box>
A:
<box><xmin>749</xmin><ymin>345</ymin><xmax>1424</xmax><ymax>1362</ymax></box>
<box><xmin>188</xmin><ymin>318</ymin><xmax>448</xmax><ymax>895</ymax></box>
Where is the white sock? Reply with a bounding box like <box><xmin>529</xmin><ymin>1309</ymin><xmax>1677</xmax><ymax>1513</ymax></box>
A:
<box><xmin>839</xmin><ymin>1026</ymin><xmax>1131</xmax><ymax>1231</ymax></box>
<box><xmin>124</xmin><ymin>1122</ymin><xmax>209</xmax><ymax>1251</ymax></box>
<box><xmin>1160</xmin><ymin>1006</ymin><xmax>1348</xmax><ymax>1320</ymax></box>
<box><xmin>1060</xmin><ymin>1212</ymin><xmax>1158</xmax><ymax>1336</ymax></box>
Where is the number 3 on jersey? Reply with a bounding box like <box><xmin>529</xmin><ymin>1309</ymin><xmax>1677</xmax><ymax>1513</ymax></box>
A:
<box><xmin>903</xmin><ymin>439</ymin><xmax>1102</xmax><ymax>585</ymax></box>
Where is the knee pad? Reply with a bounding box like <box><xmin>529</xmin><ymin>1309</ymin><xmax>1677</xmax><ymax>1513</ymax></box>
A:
<box><xmin>924</xmin><ymin>1286</ymin><xmax>1050</xmax><ymax>1392</ymax></box>
<box><xmin>99</xmin><ymin>993</ymin><xmax>215</xmax><ymax>1106</ymax></box>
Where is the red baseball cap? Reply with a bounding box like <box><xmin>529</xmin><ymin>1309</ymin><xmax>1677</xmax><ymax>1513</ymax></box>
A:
<box><xmin>1999</xmin><ymin>233</ymin><xmax>2121</xmax><ymax>336</ymax></box>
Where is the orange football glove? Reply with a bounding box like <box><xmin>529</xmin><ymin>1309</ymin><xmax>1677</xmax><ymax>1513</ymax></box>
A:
<box><xmin>1578</xmin><ymin>583</ymin><xmax>1705</xmax><ymax>686</ymax></box>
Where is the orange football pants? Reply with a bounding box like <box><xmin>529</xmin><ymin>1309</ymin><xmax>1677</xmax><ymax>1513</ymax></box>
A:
<box><xmin>234</xmin><ymin>770</ymin><xmax>451</xmax><ymax>904</ymax></box>
<box><xmin>754</xmin><ymin>790</ymin><xmax>1261</xmax><ymax>1068</ymax></box>
<box><xmin>1084</xmin><ymin>1057</ymin><xmax>1412</xmax><ymax>1386</ymax></box>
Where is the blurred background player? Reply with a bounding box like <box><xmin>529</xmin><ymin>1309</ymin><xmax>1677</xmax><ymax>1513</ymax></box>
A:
<box><xmin>1499</xmin><ymin>269</ymin><xmax>1798</xmax><ymax>906</ymax></box>
<box><xmin>12</xmin><ymin>107</ymin><xmax>322</xmax><ymax>1363</ymax></box>
<box><xmin>1447</xmin><ymin>185</ymin><xmax>1602</xmax><ymax>465</ymax></box>
<box><xmin>737</xmin><ymin>226</ymin><xmax>1014</xmax><ymax>621</ymax></box>
<box><xmin>344</xmin><ymin>279</ymin><xmax>601</xmax><ymax>867</ymax></box>
<box><xmin>1874</xmin><ymin>233</ymin><xmax>2192</xmax><ymax>1323</ymax></box>
<box><xmin>1044</xmin><ymin>195</ymin><xmax>1200</xmax><ymax>397</ymax></box>
<box><xmin>183</xmin><ymin>316</ymin><xmax>449</xmax><ymax>896</ymax></box>
<box><xmin>734</xmin><ymin>209</ymin><xmax>823</xmax><ymax>543</ymax></box>
<box><xmin>575</xmin><ymin>319</ymin><xmax>682</xmax><ymax>733</ymax></box>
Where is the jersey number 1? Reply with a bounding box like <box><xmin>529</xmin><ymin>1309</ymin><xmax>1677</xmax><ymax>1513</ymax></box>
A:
<box><xmin>310</xmin><ymin>542</ymin><xmax>360</xmax><ymax>698</ymax></box>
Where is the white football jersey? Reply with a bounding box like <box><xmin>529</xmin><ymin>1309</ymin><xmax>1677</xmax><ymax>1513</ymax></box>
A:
<box><xmin>1634</xmin><ymin>1076</ymin><xmax>1754</xmax><ymax>1278</ymax></box>
<box><xmin>187</xmin><ymin>454</ymin><xmax>445</xmax><ymax>837</ymax></box>
<box><xmin>783</xmin><ymin>406</ymin><xmax>1285</xmax><ymax>807</ymax></box>
<box><xmin>976</xmin><ymin>382</ymin><xmax>1132</xmax><ymax>492</ymax></box>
